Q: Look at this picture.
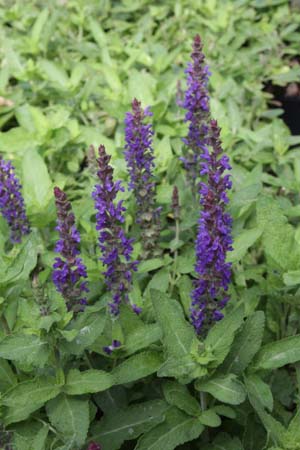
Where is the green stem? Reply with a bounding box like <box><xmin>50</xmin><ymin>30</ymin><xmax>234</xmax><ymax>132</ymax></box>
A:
<box><xmin>170</xmin><ymin>218</ymin><xmax>180</xmax><ymax>294</ymax></box>
<box><xmin>200</xmin><ymin>392</ymin><xmax>207</xmax><ymax>411</ymax></box>
<box><xmin>1</xmin><ymin>315</ymin><xmax>10</xmax><ymax>335</ymax></box>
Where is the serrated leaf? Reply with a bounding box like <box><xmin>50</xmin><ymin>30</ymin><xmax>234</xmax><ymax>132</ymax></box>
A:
<box><xmin>3</xmin><ymin>377</ymin><xmax>60</xmax><ymax>425</ymax></box>
<box><xmin>196</xmin><ymin>374</ymin><xmax>246</xmax><ymax>405</ymax></box>
<box><xmin>91</xmin><ymin>400</ymin><xmax>168</xmax><ymax>450</ymax></box>
<box><xmin>150</xmin><ymin>289</ymin><xmax>194</xmax><ymax>358</ymax></box>
<box><xmin>134</xmin><ymin>407</ymin><xmax>204</xmax><ymax>450</ymax></box>
<box><xmin>162</xmin><ymin>381</ymin><xmax>200</xmax><ymax>416</ymax></box>
<box><xmin>199</xmin><ymin>409</ymin><xmax>221</xmax><ymax>427</ymax></box>
<box><xmin>0</xmin><ymin>334</ymin><xmax>50</xmax><ymax>368</ymax></box>
<box><xmin>46</xmin><ymin>394</ymin><xmax>89</xmax><ymax>447</ymax></box>
<box><xmin>112</xmin><ymin>351</ymin><xmax>163</xmax><ymax>385</ymax></box>
<box><xmin>125</xmin><ymin>323</ymin><xmax>162</xmax><ymax>355</ymax></box>
<box><xmin>244</xmin><ymin>375</ymin><xmax>273</xmax><ymax>412</ymax></box>
<box><xmin>252</xmin><ymin>334</ymin><xmax>300</xmax><ymax>370</ymax></box>
<box><xmin>0</xmin><ymin>359</ymin><xmax>17</xmax><ymax>392</ymax></box>
<box><xmin>64</xmin><ymin>369</ymin><xmax>113</xmax><ymax>395</ymax></box>
<box><xmin>205</xmin><ymin>305</ymin><xmax>245</xmax><ymax>367</ymax></box>
<box><xmin>223</xmin><ymin>311</ymin><xmax>265</xmax><ymax>374</ymax></box>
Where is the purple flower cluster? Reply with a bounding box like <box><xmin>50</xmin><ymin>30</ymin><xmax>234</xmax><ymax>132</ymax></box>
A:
<box><xmin>124</xmin><ymin>99</ymin><xmax>161</xmax><ymax>259</ymax></box>
<box><xmin>103</xmin><ymin>339</ymin><xmax>121</xmax><ymax>355</ymax></box>
<box><xmin>191</xmin><ymin>120</ymin><xmax>233</xmax><ymax>334</ymax></box>
<box><xmin>92</xmin><ymin>145</ymin><xmax>139</xmax><ymax>317</ymax></box>
<box><xmin>181</xmin><ymin>35</ymin><xmax>211</xmax><ymax>190</ymax></box>
<box><xmin>52</xmin><ymin>187</ymin><xmax>89</xmax><ymax>312</ymax></box>
<box><xmin>0</xmin><ymin>155</ymin><xmax>30</xmax><ymax>243</ymax></box>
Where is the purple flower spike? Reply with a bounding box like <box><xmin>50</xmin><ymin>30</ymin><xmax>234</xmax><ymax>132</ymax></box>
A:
<box><xmin>181</xmin><ymin>35</ymin><xmax>211</xmax><ymax>191</ymax></box>
<box><xmin>92</xmin><ymin>145</ymin><xmax>138</xmax><ymax>317</ymax></box>
<box><xmin>190</xmin><ymin>120</ymin><xmax>233</xmax><ymax>335</ymax></box>
<box><xmin>52</xmin><ymin>187</ymin><xmax>89</xmax><ymax>312</ymax></box>
<box><xmin>0</xmin><ymin>155</ymin><xmax>30</xmax><ymax>243</ymax></box>
<box><xmin>124</xmin><ymin>98</ymin><xmax>161</xmax><ymax>259</ymax></box>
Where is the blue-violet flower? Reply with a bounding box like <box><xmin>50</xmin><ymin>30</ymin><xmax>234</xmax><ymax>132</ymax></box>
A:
<box><xmin>0</xmin><ymin>155</ymin><xmax>30</xmax><ymax>243</ymax></box>
<box><xmin>52</xmin><ymin>187</ymin><xmax>88</xmax><ymax>312</ymax></box>
<box><xmin>191</xmin><ymin>120</ymin><xmax>233</xmax><ymax>334</ymax></box>
<box><xmin>92</xmin><ymin>145</ymin><xmax>139</xmax><ymax>316</ymax></box>
<box><xmin>124</xmin><ymin>98</ymin><xmax>161</xmax><ymax>258</ymax></box>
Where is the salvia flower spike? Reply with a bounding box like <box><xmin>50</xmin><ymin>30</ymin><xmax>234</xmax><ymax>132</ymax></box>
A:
<box><xmin>181</xmin><ymin>35</ymin><xmax>211</xmax><ymax>192</ymax></box>
<box><xmin>92</xmin><ymin>145</ymin><xmax>139</xmax><ymax>317</ymax></box>
<box><xmin>191</xmin><ymin>120</ymin><xmax>233</xmax><ymax>334</ymax></box>
<box><xmin>124</xmin><ymin>98</ymin><xmax>161</xmax><ymax>259</ymax></box>
<box><xmin>0</xmin><ymin>155</ymin><xmax>30</xmax><ymax>243</ymax></box>
<box><xmin>52</xmin><ymin>187</ymin><xmax>89</xmax><ymax>312</ymax></box>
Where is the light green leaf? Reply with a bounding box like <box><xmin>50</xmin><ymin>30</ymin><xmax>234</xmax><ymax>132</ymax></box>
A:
<box><xmin>163</xmin><ymin>381</ymin><xmax>200</xmax><ymax>416</ymax></box>
<box><xmin>199</xmin><ymin>409</ymin><xmax>221</xmax><ymax>427</ymax></box>
<box><xmin>196</xmin><ymin>374</ymin><xmax>246</xmax><ymax>405</ymax></box>
<box><xmin>46</xmin><ymin>394</ymin><xmax>89</xmax><ymax>447</ymax></box>
<box><xmin>223</xmin><ymin>311</ymin><xmax>265</xmax><ymax>374</ymax></box>
<box><xmin>151</xmin><ymin>289</ymin><xmax>194</xmax><ymax>358</ymax></box>
<box><xmin>39</xmin><ymin>60</ymin><xmax>69</xmax><ymax>89</ymax></box>
<box><xmin>3</xmin><ymin>377</ymin><xmax>61</xmax><ymax>425</ymax></box>
<box><xmin>227</xmin><ymin>228</ymin><xmax>262</xmax><ymax>263</ymax></box>
<box><xmin>252</xmin><ymin>334</ymin><xmax>300</xmax><ymax>370</ymax></box>
<box><xmin>283</xmin><ymin>270</ymin><xmax>300</xmax><ymax>286</ymax></box>
<box><xmin>135</xmin><ymin>407</ymin><xmax>204</xmax><ymax>450</ymax></box>
<box><xmin>112</xmin><ymin>351</ymin><xmax>163</xmax><ymax>385</ymax></box>
<box><xmin>91</xmin><ymin>400</ymin><xmax>168</xmax><ymax>450</ymax></box>
<box><xmin>64</xmin><ymin>369</ymin><xmax>113</xmax><ymax>395</ymax></box>
<box><xmin>0</xmin><ymin>333</ymin><xmax>50</xmax><ymax>368</ymax></box>
<box><xmin>0</xmin><ymin>359</ymin><xmax>17</xmax><ymax>392</ymax></box>
<box><xmin>245</xmin><ymin>375</ymin><xmax>273</xmax><ymax>412</ymax></box>
<box><xmin>125</xmin><ymin>323</ymin><xmax>162</xmax><ymax>355</ymax></box>
<box><xmin>154</xmin><ymin>136</ymin><xmax>173</xmax><ymax>172</ymax></box>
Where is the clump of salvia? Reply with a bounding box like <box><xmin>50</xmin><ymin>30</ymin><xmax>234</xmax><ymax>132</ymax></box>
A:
<box><xmin>0</xmin><ymin>155</ymin><xmax>30</xmax><ymax>243</ymax></box>
<box><xmin>92</xmin><ymin>145</ymin><xmax>139</xmax><ymax>317</ymax></box>
<box><xmin>52</xmin><ymin>187</ymin><xmax>89</xmax><ymax>312</ymax></box>
<box><xmin>124</xmin><ymin>98</ymin><xmax>161</xmax><ymax>259</ymax></box>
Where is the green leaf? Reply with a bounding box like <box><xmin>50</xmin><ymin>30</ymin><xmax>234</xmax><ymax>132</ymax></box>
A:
<box><xmin>125</xmin><ymin>323</ymin><xmax>162</xmax><ymax>356</ymax></box>
<box><xmin>154</xmin><ymin>136</ymin><xmax>173</xmax><ymax>172</ymax></box>
<box><xmin>112</xmin><ymin>351</ymin><xmax>163</xmax><ymax>385</ymax></box>
<box><xmin>244</xmin><ymin>375</ymin><xmax>273</xmax><ymax>412</ymax></box>
<box><xmin>0</xmin><ymin>333</ymin><xmax>50</xmax><ymax>368</ymax></box>
<box><xmin>195</xmin><ymin>374</ymin><xmax>246</xmax><ymax>405</ymax></box>
<box><xmin>151</xmin><ymin>289</ymin><xmax>194</xmax><ymax>358</ymax></box>
<box><xmin>39</xmin><ymin>60</ymin><xmax>69</xmax><ymax>89</ymax></box>
<box><xmin>46</xmin><ymin>394</ymin><xmax>89</xmax><ymax>447</ymax></box>
<box><xmin>162</xmin><ymin>381</ymin><xmax>200</xmax><ymax>416</ymax></box>
<box><xmin>205</xmin><ymin>305</ymin><xmax>245</xmax><ymax>367</ymax></box>
<box><xmin>22</xmin><ymin>148</ymin><xmax>52</xmax><ymax>213</ymax></box>
<box><xmin>64</xmin><ymin>369</ymin><xmax>113</xmax><ymax>395</ymax></box>
<box><xmin>91</xmin><ymin>400</ymin><xmax>168</xmax><ymax>450</ymax></box>
<box><xmin>283</xmin><ymin>270</ymin><xmax>300</xmax><ymax>286</ymax></box>
<box><xmin>3</xmin><ymin>377</ymin><xmax>61</xmax><ymax>425</ymax></box>
<box><xmin>134</xmin><ymin>407</ymin><xmax>204</xmax><ymax>450</ymax></box>
<box><xmin>252</xmin><ymin>334</ymin><xmax>300</xmax><ymax>370</ymax></box>
<box><xmin>199</xmin><ymin>409</ymin><xmax>221</xmax><ymax>427</ymax></box>
<box><xmin>0</xmin><ymin>359</ymin><xmax>17</xmax><ymax>392</ymax></box>
<box><xmin>223</xmin><ymin>311</ymin><xmax>265</xmax><ymax>374</ymax></box>
<box><xmin>227</xmin><ymin>228</ymin><xmax>262</xmax><ymax>263</ymax></box>
<box><xmin>31</xmin><ymin>425</ymin><xmax>49</xmax><ymax>450</ymax></box>
<box><xmin>138</xmin><ymin>258</ymin><xmax>166</xmax><ymax>273</ymax></box>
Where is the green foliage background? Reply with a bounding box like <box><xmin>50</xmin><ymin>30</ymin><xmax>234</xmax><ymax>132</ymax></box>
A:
<box><xmin>1</xmin><ymin>0</ymin><xmax>300</xmax><ymax>449</ymax></box>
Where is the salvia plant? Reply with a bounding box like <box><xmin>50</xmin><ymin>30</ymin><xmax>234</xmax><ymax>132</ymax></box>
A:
<box><xmin>1</xmin><ymin>19</ymin><xmax>300</xmax><ymax>450</ymax></box>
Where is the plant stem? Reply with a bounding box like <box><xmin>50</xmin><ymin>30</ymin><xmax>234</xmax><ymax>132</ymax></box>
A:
<box><xmin>200</xmin><ymin>392</ymin><xmax>207</xmax><ymax>411</ymax></box>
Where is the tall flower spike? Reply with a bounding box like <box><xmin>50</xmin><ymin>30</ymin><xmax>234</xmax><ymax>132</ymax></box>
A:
<box><xmin>0</xmin><ymin>155</ymin><xmax>30</xmax><ymax>243</ymax></box>
<box><xmin>191</xmin><ymin>120</ymin><xmax>233</xmax><ymax>335</ymax></box>
<box><xmin>124</xmin><ymin>98</ymin><xmax>161</xmax><ymax>259</ymax></box>
<box><xmin>181</xmin><ymin>35</ymin><xmax>211</xmax><ymax>192</ymax></box>
<box><xmin>52</xmin><ymin>187</ymin><xmax>89</xmax><ymax>312</ymax></box>
<box><xmin>92</xmin><ymin>145</ymin><xmax>139</xmax><ymax>317</ymax></box>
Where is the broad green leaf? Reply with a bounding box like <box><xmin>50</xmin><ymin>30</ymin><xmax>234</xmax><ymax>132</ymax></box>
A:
<box><xmin>91</xmin><ymin>400</ymin><xmax>168</xmax><ymax>450</ymax></box>
<box><xmin>64</xmin><ymin>369</ymin><xmax>113</xmax><ymax>395</ymax></box>
<box><xmin>223</xmin><ymin>311</ymin><xmax>265</xmax><ymax>374</ymax></box>
<box><xmin>154</xmin><ymin>136</ymin><xmax>173</xmax><ymax>172</ymax></box>
<box><xmin>3</xmin><ymin>377</ymin><xmax>61</xmax><ymax>425</ymax></box>
<box><xmin>31</xmin><ymin>425</ymin><xmax>49</xmax><ymax>450</ymax></box>
<box><xmin>205</xmin><ymin>305</ymin><xmax>245</xmax><ymax>367</ymax></box>
<box><xmin>128</xmin><ymin>69</ymin><xmax>155</xmax><ymax>106</ymax></box>
<box><xmin>244</xmin><ymin>375</ymin><xmax>273</xmax><ymax>412</ymax></box>
<box><xmin>135</xmin><ymin>407</ymin><xmax>204</xmax><ymax>450</ymax></box>
<box><xmin>112</xmin><ymin>351</ymin><xmax>163</xmax><ymax>385</ymax></box>
<box><xmin>39</xmin><ymin>60</ymin><xmax>69</xmax><ymax>89</ymax></box>
<box><xmin>196</xmin><ymin>374</ymin><xmax>246</xmax><ymax>405</ymax></box>
<box><xmin>47</xmin><ymin>394</ymin><xmax>89</xmax><ymax>447</ymax></box>
<box><xmin>138</xmin><ymin>258</ymin><xmax>166</xmax><ymax>273</ymax></box>
<box><xmin>22</xmin><ymin>148</ymin><xmax>52</xmax><ymax>213</ymax></box>
<box><xmin>12</xmin><ymin>421</ymin><xmax>48</xmax><ymax>450</ymax></box>
<box><xmin>0</xmin><ymin>333</ymin><xmax>50</xmax><ymax>368</ymax></box>
<box><xmin>125</xmin><ymin>323</ymin><xmax>162</xmax><ymax>355</ymax></box>
<box><xmin>151</xmin><ymin>289</ymin><xmax>194</xmax><ymax>358</ymax></box>
<box><xmin>162</xmin><ymin>381</ymin><xmax>200</xmax><ymax>416</ymax></box>
<box><xmin>227</xmin><ymin>228</ymin><xmax>262</xmax><ymax>263</ymax></box>
<box><xmin>252</xmin><ymin>334</ymin><xmax>300</xmax><ymax>370</ymax></box>
<box><xmin>199</xmin><ymin>409</ymin><xmax>221</xmax><ymax>427</ymax></box>
<box><xmin>0</xmin><ymin>359</ymin><xmax>17</xmax><ymax>392</ymax></box>
<box><xmin>94</xmin><ymin>386</ymin><xmax>128</xmax><ymax>414</ymax></box>
<box><xmin>283</xmin><ymin>270</ymin><xmax>300</xmax><ymax>286</ymax></box>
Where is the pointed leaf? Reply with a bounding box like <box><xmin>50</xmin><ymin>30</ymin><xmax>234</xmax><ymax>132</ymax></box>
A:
<box><xmin>112</xmin><ymin>351</ymin><xmax>163</xmax><ymax>385</ymax></box>
<box><xmin>64</xmin><ymin>369</ymin><xmax>113</xmax><ymax>395</ymax></box>
<box><xmin>252</xmin><ymin>334</ymin><xmax>300</xmax><ymax>370</ymax></box>
<box><xmin>196</xmin><ymin>374</ymin><xmax>246</xmax><ymax>405</ymax></box>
